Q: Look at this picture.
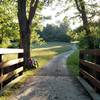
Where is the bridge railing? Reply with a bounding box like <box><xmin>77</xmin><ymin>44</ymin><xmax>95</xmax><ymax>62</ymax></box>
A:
<box><xmin>0</xmin><ymin>48</ymin><xmax>24</xmax><ymax>90</ymax></box>
<box><xmin>79</xmin><ymin>49</ymin><xmax>100</xmax><ymax>92</ymax></box>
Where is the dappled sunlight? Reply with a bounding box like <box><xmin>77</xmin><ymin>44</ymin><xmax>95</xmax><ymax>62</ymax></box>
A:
<box><xmin>0</xmin><ymin>67</ymin><xmax>23</xmax><ymax>84</ymax></box>
<box><xmin>0</xmin><ymin>58</ymin><xmax>23</xmax><ymax>68</ymax></box>
<box><xmin>0</xmin><ymin>0</ymin><xmax>99</xmax><ymax>98</ymax></box>
<box><xmin>2</xmin><ymin>54</ymin><xmax>17</xmax><ymax>61</ymax></box>
<box><xmin>0</xmin><ymin>43</ymin><xmax>71</xmax><ymax>99</ymax></box>
<box><xmin>33</xmin><ymin>45</ymin><xmax>63</xmax><ymax>51</ymax></box>
<box><xmin>21</xmin><ymin>87</ymin><xmax>33</xmax><ymax>97</ymax></box>
<box><xmin>31</xmin><ymin>51</ymin><xmax>57</xmax><ymax>57</ymax></box>
<box><xmin>16</xmin><ymin>76</ymin><xmax>53</xmax><ymax>100</ymax></box>
<box><xmin>30</xmin><ymin>43</ymin><xmax>71</xmax><ymax>68</ymax></box>
<box><xmin>31</xmin><ymin>44</ymin><xmax>70</xmax><ymax>57</ymax></box>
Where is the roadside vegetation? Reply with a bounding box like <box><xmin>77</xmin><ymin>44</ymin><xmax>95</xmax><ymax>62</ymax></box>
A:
<box><xmin>0</xmin><ymin>0</ymin><xmax>99</xmax><ymax>99</ymax></box>
<box><xmin>0</xmin><ymin>42</ymin><xmax>70</xmax><ymax>100</ymax></box>
<box><xmin>67</xmin><ymin>50</ymin><xmax>79</xmax><ymax>76</ymax></box>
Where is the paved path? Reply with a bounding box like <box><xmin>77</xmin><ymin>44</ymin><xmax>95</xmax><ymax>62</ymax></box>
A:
<box><xmin>10</xmin><ymin>50</ymin><xmax>91</xmax><ymax>100</ymax></box>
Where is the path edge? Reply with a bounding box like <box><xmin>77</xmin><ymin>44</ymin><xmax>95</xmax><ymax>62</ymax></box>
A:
<box><xmin>77</xmin><ymin>76</ymin><xmax>100</xmax><ymax>100</ymax></box>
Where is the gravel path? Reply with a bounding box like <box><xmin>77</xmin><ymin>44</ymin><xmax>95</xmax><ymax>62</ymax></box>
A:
<box><xmin>10</xmin><ymin>50</ymin><xmax>91</xmax><ymax>100</ymax></box>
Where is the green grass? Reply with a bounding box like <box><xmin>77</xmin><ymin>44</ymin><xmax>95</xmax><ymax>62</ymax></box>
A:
<box><xmin>0</xmin><ymin>42</ymin><xmax>71</xmax><ymax>100</ymax></box>
<box><xmin>67</xmin><ymin>50</ymin><xmax>79</xmax><ymax>76</ymax></box>
<box><xmin>31</xmin><ymin>43</ymin><xmax>71</xmax><ymax>67</ymax></box>
<box><xmin>31</xmin><ymin>42</ymin><xmax>69</xmax><ymax>48</ymax></box>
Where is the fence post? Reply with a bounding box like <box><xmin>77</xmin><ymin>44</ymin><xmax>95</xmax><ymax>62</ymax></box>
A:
<box><xmin>96</xmin><ymin>56</ymin><xmax>100</xmax><ymax>65</ymax></box>
<box><xmin>18</xmin><ymin>51</ymin><xmax>24</xmax><ymax>75</ymax></box>
<box><xmin>79</xmin><ymin>51</ymin><xmax>84</xmax><ymax>77</ymax></box>
<box><xmin>95</xmin><ymin>55</ymin><xmax>100</xmax><ymax>92</ymax></box>
<box><xmin>96</xmin><ymin>56</ymin><xmax>100</xmax><ymax>79</ymax></box>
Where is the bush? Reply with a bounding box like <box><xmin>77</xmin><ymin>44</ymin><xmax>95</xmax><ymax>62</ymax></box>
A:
<box><xmin>8</xmin><ymin>42</ymin><xmax>19</xmax><ymax>48</ymax></box>
<box><xmin>0</xmin><ymin>38</ymin><xmax>11</xmax><ymax>48</ymax></box>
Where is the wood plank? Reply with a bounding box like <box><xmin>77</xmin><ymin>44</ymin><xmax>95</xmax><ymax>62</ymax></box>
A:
<box><xmin>0</xmin><ymin>67</ymin><xmax>23</xmax><ymax>83</ymax></box>
<box><xmin>80</xmin><ymin>49</ymin><xmax>100</xmax><ymax>56</ymax></box>
<box><xmin>0</xmin><ymin>58</ymin><xmax>23</xmax><ymax>68</ymax></box>
<box><xmin>80</xmin><ymin>59</ymin><xmax>100</xmax><ymax>72</ymax></box>
<box><xmin>80</xmin><ymin>68</ymin><xmax>100</xmax><ymax>89</ymax></box>
<box><xmin>2</xmin><ymin>62</ymin><xmax>23</xmax><ymax>75</ymax></box>
<box><xmin>0</xmin><ymin>54</ymin><xmax>2</xmax><ymax>62</ymax></box>
<box><xmin>0</xmin><ymin>48</ymin><xmax>23</xmax><ymax>54</ymax></box>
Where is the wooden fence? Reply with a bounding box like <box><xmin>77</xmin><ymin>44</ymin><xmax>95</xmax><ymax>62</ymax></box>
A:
<box><xmin>0</xmin><ymin>48</ymin><xmax>24</xmax><ymax>90</ymax></box>
<box><xmin>79</xmin><ymin>49</ymin><xmax>100</xmax><ymax>92</ymax></box>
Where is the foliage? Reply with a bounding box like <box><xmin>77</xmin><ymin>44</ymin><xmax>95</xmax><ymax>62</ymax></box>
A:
<box><xmin>0</xmin><ymin>0</ymin><xmax>45</xmax><ymax>48</ymax></box>
<box><xmin>48</xmin><ymin>0</ymin><xmax>100</xmax><ymax>49</ymax></box>
<box><xmin>69</xmin><ymin>20</ymin><xmax>100</xmax><ymax>49</ymax></box>
<box><xmin>67</xmin><ymin>50</ymin><xmax>79</xmax><ymax>76</ymax></box>
<box><xmin>37</xmin><ymin>22</ymin><xmax>71</xmax><ymax>42</ymax></box>
<box><xmin>0</xmin><ymin>0</ymin><xmax>19</xmax><ymax>47</ymax></box>
<box><xmin>72</xmin><ymin>0</ymin><xmax>100</xmax><ymax>49</ymax></box>
<box><xmin>31</xmin><ymin>32</ymin><xmax>46</xmax><ymax>45</ymax></box>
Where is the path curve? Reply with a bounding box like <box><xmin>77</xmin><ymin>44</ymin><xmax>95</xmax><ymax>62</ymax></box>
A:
<box><xmin>10</xmin><ymin>50</ymin><xmax>91</xmax><ymax>100</ymax></box>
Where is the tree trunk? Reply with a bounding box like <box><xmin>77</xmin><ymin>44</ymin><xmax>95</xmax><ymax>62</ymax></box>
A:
<box><xmin>81</xmin><ymin>10</ymin><xmax>94</xmax><ymax>49</ymax></box>
<box><xmin>19</xmin><ymin>25</ymin><xmax>31</xmax><ymax>69</ymax></box>
<box><xmin>18</xmin><ymin>0</ymin><xmax>39</xmax><ymax>69</ymax></box>
<box><xmin>80</xmin><ymin>1</ymin><xmax>94</xmax><ymax>49</ymax></box>
<box><xmin>18</xmin><ymin>0</ymin><xmax>31</xmax><ymax>69</ymax></box>
<box><xmin>0</xmin><ymin>38</ymin><xmax>3</xmax><ymax>44</ymax></box>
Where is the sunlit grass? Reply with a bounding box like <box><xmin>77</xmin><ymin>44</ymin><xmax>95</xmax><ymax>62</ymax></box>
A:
<box><xmin>0</xmin><ymin>42</ymin><xmax>71</xmax><ymax>100</ymax></box>
<box><xmin>2</xmin><ymin>54</ymin><xmax>17</xmax><ymax>61</ymax></box>
<box><xmin>31</xmin><ymin>43</ymin><xmax>70</xmax><ymax>67</ymax></box>
<box><xmin>31</xmin><ymin>42</ymin><xmax>69</xmax><ymax>49</ymax></box>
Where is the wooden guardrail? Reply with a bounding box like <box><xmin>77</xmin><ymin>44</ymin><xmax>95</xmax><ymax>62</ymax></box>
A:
<box><xmin>0</xmin><ymin>48</ymin><xmax>24</xmax><ymax>90</ymax></box>
<box><xmin>79</xmin><ymin>49</ymin><xmax>100</xmax><ymax>93</ymax></box>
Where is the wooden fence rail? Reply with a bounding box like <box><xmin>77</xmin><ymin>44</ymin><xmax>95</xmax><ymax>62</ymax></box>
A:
<box><xmin>79</xmin><ymin>49</ymin><xmax>100</xmax><ymax>93</ymax></box>
<box><xmin>0</xmin><ymin>48</ymin><xmax>24</xmax><ymax>90</ymax></box>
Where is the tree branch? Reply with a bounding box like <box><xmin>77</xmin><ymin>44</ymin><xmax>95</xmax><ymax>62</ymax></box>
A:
<box><xmin>28</xmin><ymin>0</ymin><xmax>39</xmax><ymax>25</ymax></box>
<box><xmin>86</xmin><ymin>3</ymin><xmax>100</xmax><ymax>8</ymax></box>
<box><xmin>74</xmin><ymin>0</ymin><xmax>81</xmax><ymax>12</ymax></box>
<box><xmin>69</xmin><ymin>14</ymin><xmax>80</xmax><ymax>20</ymax></box>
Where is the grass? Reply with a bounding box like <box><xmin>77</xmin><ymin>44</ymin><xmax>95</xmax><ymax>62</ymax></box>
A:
<box><xmin>67</xmin><ymin>50</ymin><xmax>79</xmax><ymax>76</ymax></box>
<box><xmin>31</xmin><ymin>42</ymin><xmax>69</xmax><ymax>49</ymax></box>
<box><xmin>31</xmin><ymin>43</ymin><xmax>71</xmax><ymax>67</ymax></box>
<box><xmin>0</xmin><ymin>70</ymin><xmax>38</xmax><ymax>100</ymax></box>
<box><xmin>0</xmin><ymin>42</ymin><xmax>71</xmax><ymax>100</ymax></box>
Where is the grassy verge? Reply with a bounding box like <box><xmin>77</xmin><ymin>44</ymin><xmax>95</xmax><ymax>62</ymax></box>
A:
<box><xmin>0</xmin><ymin>42</ymin><xmax>70</xmax><ymax>100</ymax></box>
<box><xmin>67</xmin><ymin>50</ymin><xmax>79</xmax><ymax>76</ymax></box>
<box><xmin>0</xmin><ymin>70</ymin><xmax>37</xmax><ymax>100</ymax></box>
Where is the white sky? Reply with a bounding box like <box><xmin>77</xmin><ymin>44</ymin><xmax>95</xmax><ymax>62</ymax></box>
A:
<box><xmin>41</xmin><ymin>0</ymin><xmax>100</xmax><ymax>29</ymax></box>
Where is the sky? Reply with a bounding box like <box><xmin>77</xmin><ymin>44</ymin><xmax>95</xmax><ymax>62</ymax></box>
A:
<box><xmin>41</xmin><ymin>0</ymin><xmax>100</xmax><ymax>29</ymax></box>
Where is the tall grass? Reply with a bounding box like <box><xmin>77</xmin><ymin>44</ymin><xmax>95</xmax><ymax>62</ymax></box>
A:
<box><xmin>67</xmin><ymin>50</ymin><xmax>79</xmax><ymax>76</ymax></box>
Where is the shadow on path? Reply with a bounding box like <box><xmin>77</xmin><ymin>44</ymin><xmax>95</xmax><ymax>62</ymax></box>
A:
<box><xmin>10</xmin><ymin>50</ymin><xmax>91</xmax><ymax>100</ymax></box>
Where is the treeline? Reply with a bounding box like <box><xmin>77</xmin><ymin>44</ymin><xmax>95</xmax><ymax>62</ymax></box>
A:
<box><xmin>68</xmin><ymin>20</ymin><xmax>100</xmax><ymax>49</ymax></box>
<box><xmin>37</xmin><ymin>23</ymin><xmax>71</xmax><ymax>42</ymax></box>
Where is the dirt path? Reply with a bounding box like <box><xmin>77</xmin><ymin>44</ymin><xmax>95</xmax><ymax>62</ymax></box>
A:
<box><xmin>10</xmin><ymin>50</ymin><xmax>91</xmax><ymax>100</ymax></box>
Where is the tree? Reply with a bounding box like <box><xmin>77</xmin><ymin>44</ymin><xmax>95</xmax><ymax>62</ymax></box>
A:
<box><xmin>73</xmin><ymin>21</ymin><xmax>100</xmax><ymax>48</ymax></box>
<box><xmin>74</xmin><ymin>0</ymin><xmax>94</xmax><ymax>49</ymax></box>
<box><xmin>0</xmin><ymin>0</ymin><xmax>19</xmax><ymax>47</ymax></box>
<box><xmin>38</xmin><ymin>21</ymin><xmax>71</xmax><ymax>42</ymax></box>
<box><xmin>0</xmin><ymin>0</ymin><xmax>43</xmax><ymax>49</ymax></box>
<box><xmin>18</xmin><ymin>0</ymin><xmax>39</xmax><ymax>69</ymax></box>
<box><xmin>47</xmin><ymin>0</ymin><xmax>99</xmax><ymax>48</ymax></box>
